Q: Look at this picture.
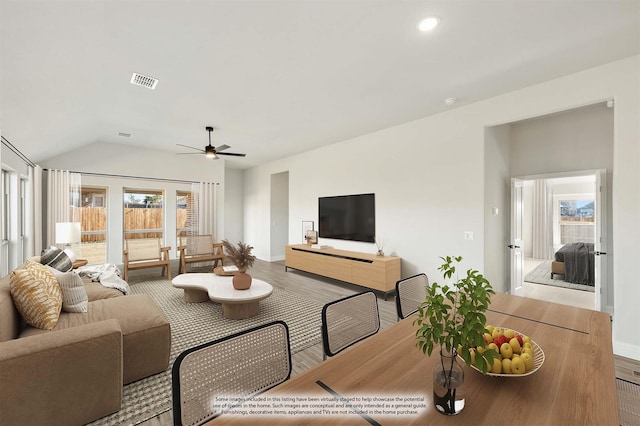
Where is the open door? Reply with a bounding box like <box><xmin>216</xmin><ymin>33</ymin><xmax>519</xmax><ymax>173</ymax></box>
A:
<box><xmin>593</xmin><ymin>169</ymin><xmax>607</xmax><ymax>312</ymax></box>
<box><xmin>509</xmin><ymin>178</ymin><xmax>524</xmax><ymax>296</ymax></box>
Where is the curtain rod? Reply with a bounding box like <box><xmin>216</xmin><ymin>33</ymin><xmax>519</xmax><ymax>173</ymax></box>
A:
<box><xmin>1</xmin><ymin>136</ymin><xmax>36</xmax><ymax>167</ymax></box>
<box><xmin>42</xmin><ymin>169</ymin><xmax>220</xmax><ymax>185</ymax></box>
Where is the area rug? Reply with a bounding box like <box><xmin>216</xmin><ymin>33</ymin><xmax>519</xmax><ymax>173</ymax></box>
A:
<box><xmin>524</xmin><ymin>260</ymin><xmax>594</xmax><ymax>292</ymax></box>
<box><xmin>89</xmin><ymin>279</ymin><xmax>323</xmax><ymax>426</ymax></box>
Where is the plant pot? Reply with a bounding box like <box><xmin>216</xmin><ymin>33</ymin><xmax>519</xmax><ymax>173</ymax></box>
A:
<box><xmin>433</xmin><ymin>348</ymin><xmax>465</xmax><ymax>415</ymax></box>
<box><xmin>232</xmin><ymin>271</ymin><xmax>252</xmax><ymax>290</ymax></box>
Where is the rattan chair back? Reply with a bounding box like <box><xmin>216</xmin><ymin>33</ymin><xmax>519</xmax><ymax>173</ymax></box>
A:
<box><xmin>321</xmin><ymin>291</ymin><xmax>380</xmax><ymax>359</ymax></box>
<box><xmin>395</xmin><ymin>273</ymin><xmax>429</xmax><ymax>320</ymax></box>
<box><xmin>172</xmin><ymin>321</ymin><xmax>292</xmax><ymax>426</ymax></box>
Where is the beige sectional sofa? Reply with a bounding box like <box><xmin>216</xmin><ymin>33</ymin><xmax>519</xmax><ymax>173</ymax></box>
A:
<box><xmin>0</xmin><ymin>261</ymin><xmax>171</xmax><ymax>425</ymax></box>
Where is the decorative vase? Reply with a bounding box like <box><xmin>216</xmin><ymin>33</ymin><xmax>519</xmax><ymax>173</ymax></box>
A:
<box><xmin>376</xmin><ymin>249</ymin><xmax>384</xmax><ymax>256</ymax></box>
<box><xmin>232</xmin><ymin>271</ymin><xmax>252</xmax><ymax>290</ymax></box>
<box><xmin>432</xmin><ymin>347</ymin><xmax>465</xmax><ymax>415</ymax></box>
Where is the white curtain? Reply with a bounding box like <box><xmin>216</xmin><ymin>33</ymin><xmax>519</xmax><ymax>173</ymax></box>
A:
<box><xmin>28</xmin><ymin>165</ymin><xmax>43</xmax><ymax>254</ymax></box>
<box><xmin>46</xmin><ymin>170</ymin><xmax>81</xmax><ymax>247</ymax></box>
<box><xmin>531</xmin><ymin>179</ymin><xmax>550</xmax><ymax>259</ymax></box>
<box><xmin>189</xmin><ymin>182</ymin><xmax>217</xmax><ymax>238</ymax></box>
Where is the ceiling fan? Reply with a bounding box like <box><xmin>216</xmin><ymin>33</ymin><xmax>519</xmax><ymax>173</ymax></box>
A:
<box><xmin>177</xmin><ymin>126</ymin><xmax>246</xmax><ymax>159</ymax></box>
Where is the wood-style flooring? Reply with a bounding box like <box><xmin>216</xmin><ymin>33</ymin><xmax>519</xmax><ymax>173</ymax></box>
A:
<box><xmin>134</xmin><ymin>258</ymin><xmax>639</xmax><ymax>426</ymax></box>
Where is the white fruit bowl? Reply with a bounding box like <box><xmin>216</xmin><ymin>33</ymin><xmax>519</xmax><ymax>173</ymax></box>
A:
<box><xmin>467</xmin><ymin>333</ymin><xmax>545</xmax><ymax>377</ymax></box>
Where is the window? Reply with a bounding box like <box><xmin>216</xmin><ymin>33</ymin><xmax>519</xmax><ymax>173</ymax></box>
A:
<box><xmin>176</xmin><ymin>190</ymin><xmax>199</xmax><ymax>255</ymax></box>
<box><xmin>558</xmin><ymin>198</ymin><xmax>595</xmax><ymax>245</ymax></box>
<box><xmin>124</xmin><ymin>188</ymin><xmax>164</xmax><ymax>241</ymax></box>
<box><xmin>80</xmin><ymin>186</ymin><xmax>108</xmax><ymax>264</ymax></box>
<box><xmin>1</xmin><ymin>170</ymin><xmax>9</xmax><ymax>276</ymax></box>
<box><xmin>1</xmin><ymin>170</ymin><xmax>9</xmax><ymax>243</ymax></box>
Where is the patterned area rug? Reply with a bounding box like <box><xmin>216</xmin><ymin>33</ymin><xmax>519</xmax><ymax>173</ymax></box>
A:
<box><xmin>617</xmin><ymin>378</ymin><xmax>640</xmax><ymax>426</ymax></box>
<box><xmin>89</xmin><ymin>279</ymin><xmax>323</xmax><ymax>426</ymax></box>
<box><xmin>524</xmin><ymin>260</ymin><xmax>594</xmax><ymax>292</ymax></box>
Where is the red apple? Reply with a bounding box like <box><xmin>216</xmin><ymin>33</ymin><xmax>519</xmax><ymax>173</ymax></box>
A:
<box><xmin>515</xmin><ymin>334</ymin><xmax>524</xmax><ymax>346</ymax></box>
<box><xmin>493</xmin><ymin>335</ymin><xmax>507</xmax><ymax>348</ymax></box>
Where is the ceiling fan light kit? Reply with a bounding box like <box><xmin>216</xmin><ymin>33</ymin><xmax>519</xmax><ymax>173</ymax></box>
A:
<box><xmin>176</xmin><ymin>126</ymin><xmax>246</xmax><ymax>159</ymax></box>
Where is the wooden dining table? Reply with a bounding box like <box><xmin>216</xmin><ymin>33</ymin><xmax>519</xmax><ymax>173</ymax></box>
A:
<box><xmin>207</xmin><ymin>292</ymin><xmax>618</xmax><ymax>425</ymax></box>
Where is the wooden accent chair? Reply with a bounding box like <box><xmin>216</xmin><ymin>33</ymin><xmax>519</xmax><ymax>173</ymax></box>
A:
<box><xmin>123</xmin><ymin>238</ymin><xmax>171</xmax><ymax>282</ymax></box>
<box><xmin>321</xmin><ymin>291</ymin><xmax>380</xmax><ymax>360</ymax></box>
<box><xmin>178</xmin><ymin>235</ymin><xmax>225</xmax><ymax>274</ymax></box>
<box><xmin>172</xmin><ymin>321</ymin><xmax>291</xmax><ymax>425</ymax></box>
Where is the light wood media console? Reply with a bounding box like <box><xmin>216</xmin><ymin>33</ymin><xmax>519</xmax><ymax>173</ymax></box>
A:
<box><xmin>285</xmin><ymin>244</ymin><xmax>401</xmax><ymax>297</ymax></box>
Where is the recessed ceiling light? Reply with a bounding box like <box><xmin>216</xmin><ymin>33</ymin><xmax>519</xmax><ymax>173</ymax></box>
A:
<box><xmin>417</xmin><ymin>17</ymin><xmax>440</xmax><ymax>32</ymax></box>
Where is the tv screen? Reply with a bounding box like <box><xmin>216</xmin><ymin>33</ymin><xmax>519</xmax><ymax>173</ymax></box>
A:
<box><xmin>318</xmin><ymin>193</ymin><xmax>375</xmax><ymax>243</ymax></box>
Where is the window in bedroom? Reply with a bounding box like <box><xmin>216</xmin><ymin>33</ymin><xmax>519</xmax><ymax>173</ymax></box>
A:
<box><xmin>123</xmin><ymin>188</ymin><xmax>164</xmax><ymax>241</ymax></box>
<box><xmin>558</xmin><ymin>199</ymin><xmax>595</xmax><ymax>245</ymax></box>
<box><xmin>80</xmin><ymin>186</ymin><xmax>108</xmax><ymax>264</ymax></box>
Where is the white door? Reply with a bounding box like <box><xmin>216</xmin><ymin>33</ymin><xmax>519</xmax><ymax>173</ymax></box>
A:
<box><xmin>509</xmin><ymin>178</ymin><xmax>524</xmax><ymax>296</ymax></box>
<box><xmin>593</xmin><ymin>169</ymin><xmax>606</xmax><ymax>312</ymax></box>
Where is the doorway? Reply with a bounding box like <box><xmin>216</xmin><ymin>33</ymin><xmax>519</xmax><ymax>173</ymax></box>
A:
<box><xmin>515</xmin><ymin>173</ymin><xmax>602</xmax><ymax>310</ymax></box>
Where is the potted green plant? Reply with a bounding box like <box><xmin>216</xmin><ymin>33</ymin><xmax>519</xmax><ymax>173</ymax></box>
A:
<box><xmin>414</xmin><ymin>255</ymin><xmax>498</xmax><ymax>415</ymax></box>
<box><xmin>222</xmin><ymin>240</ymin><xmax>256</xmax><ymax>290</ymax></box>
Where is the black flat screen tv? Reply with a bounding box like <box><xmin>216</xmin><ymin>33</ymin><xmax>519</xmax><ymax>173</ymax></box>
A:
<box><xmin>318</xmin><ymin>193</ymin><xmax>375</xmax><ymax>243</ymax></box>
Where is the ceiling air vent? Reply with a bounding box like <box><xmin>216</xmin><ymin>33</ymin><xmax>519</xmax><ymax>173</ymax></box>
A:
<box><xmin>118</xmin><ymin>132</ymin><xmax>132</xmax><ymax>138</ymax></box>
<box><xmin>130</xmin><ymin>72</ymin><xmax>158</xmax><ymax>90</ymax></box>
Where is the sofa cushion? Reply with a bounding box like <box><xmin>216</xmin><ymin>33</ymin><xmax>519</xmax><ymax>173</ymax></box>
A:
<box><xmin>41</xmin><ymin>247</ymin><xmax>72</xmax><ymax>272</ymax></box>
<box><xmin>0</xmin><ymin>275</ymin><xmax>21</xmax><ymax>342</ymax></box>
<box><xmin>21</xmin><ymin>294</ymin><xmax>171</xmax><ymax>384</ymax></box>
<box><xmin>10</xmin><ymin>261</ymin><xmax>63</xmax><ymax>330</ymax></box>
<box><xmin>83</xmin><ymin>280</ymin><xmax>124</xmax><ymax>301</ymax></box>
<box><xmin>46</xmin><ymin>266</ymin><xmax>89</xmax><ymax>313</ymax></box>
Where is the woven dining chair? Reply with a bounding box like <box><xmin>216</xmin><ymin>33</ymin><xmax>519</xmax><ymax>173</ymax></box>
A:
<box><xmin>171</xmin><ymin>320</ymin><xmax>292</xmax><ymax>426</ymax></box>
<box><xmin>321</xmin><ymin>291</ymin><xmax>380</xmax><ymax>360</ymax></box>
<box><xmin>395</xmin><ymin>273</ymin><xmax>429</xmax><ymax>320</ymax></box>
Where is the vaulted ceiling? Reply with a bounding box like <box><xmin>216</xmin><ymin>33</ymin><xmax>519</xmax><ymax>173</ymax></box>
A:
<box><xmin>1</xmin><ymin>1</ymin><xmax>638</xmax><ymax>168</ymax></box>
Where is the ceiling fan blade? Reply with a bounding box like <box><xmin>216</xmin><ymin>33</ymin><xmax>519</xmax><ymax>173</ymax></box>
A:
<box><xmin>217</xmin><ymin>152</ymin><xmax>246</xmax><ymax>157</ymax></box>
<box><xmin>215</xmin><ymin>144</ymin><xmax>230</xmax><ymax>152</ymax></box>
<box><xmin>176</xmin><ymin>144</ymin><xmax>205</xmax><ymax>152</ymax></box>
<box><xmin>176</xmin><ymin>152</ymin><xmax>205</xmax><ymax>155</ymax></box>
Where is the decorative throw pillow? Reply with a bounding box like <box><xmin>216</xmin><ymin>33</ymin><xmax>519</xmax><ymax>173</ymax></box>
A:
<box><xmin>45</xmin><ymin>266</ymin><xmax>88</xmax><ymax>313</ymax></box>
<box><xmin>41</xmin><ymin>246</ymin><xmax>73</xmax><ymax>272</ymax></box>
<box><xmin>10</xmin><ymin>261</ymin><xmax>63</xmax><ymax>330</ymax></box>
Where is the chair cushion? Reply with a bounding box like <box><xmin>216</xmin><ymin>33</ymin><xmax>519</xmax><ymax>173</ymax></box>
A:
<box><xmin>46</xmin><ymin>266</ymin><xmax>89</xmax><ymax>313</ymax></box>
<box><xmin>10</xmin><ymin>260</ymin><xmax>63</xmax><ymax>330</ymax></box>
<box><xmin>41</xmin><ymin>246</ymin><xmax>73</xmax><ymax>272</ymax></box>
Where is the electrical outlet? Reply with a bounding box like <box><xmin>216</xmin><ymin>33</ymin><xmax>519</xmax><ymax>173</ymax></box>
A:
<box><xmin>464</xmin><ymin>231</ymin><xmax>474</xmax><ymax>240</ymax></box>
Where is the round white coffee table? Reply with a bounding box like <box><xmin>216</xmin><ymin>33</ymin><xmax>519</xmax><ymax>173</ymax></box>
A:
<box><xmin>171</xmin><ymin>273</ymin><xmax>273</xmax><ymax>319</ymax></box>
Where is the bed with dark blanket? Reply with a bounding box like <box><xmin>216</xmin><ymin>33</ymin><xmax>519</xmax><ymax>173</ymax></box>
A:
<box><xmin>555</xmin><ymin>242</ymin><xmax>594</xmax><ymax>286</ymax></box>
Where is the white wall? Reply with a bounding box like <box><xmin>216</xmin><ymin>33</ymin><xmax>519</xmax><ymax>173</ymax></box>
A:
<box><xmin>223</xmin><ymin>167</ymin><xmax>244</xmax><ymax>244</ymax></box>
<box><xmin>243</xmin><ymin>56</ymin><xmax>640</xmax><ymax>361</ymax></box>
<box><xmin>484</xmin><ymin>124</ymin><xmax>511</xmax><ymax>286</ymax></box>
<box><xmin>40</xmin><ymin>142</ymin><xmax>227</xmax><ymax>263</ymax></box>
<box><xmin>270</xmin><ymin>171</ymin><xmax>289</xmax><ymax>261</ymax></box>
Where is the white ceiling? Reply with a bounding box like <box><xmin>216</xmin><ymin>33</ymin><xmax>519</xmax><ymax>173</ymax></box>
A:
<box><xmin>1</xmin><ymin>1</ymin><xmax>638</xmax><ymax>169</ymax></box>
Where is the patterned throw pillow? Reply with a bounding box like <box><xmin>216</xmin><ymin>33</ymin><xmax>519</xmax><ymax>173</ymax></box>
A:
<box><xmin>41</xmin><ymin>246</ymin><xmax>73</xmax><ymax>272</ymax></box>
<box><xmin>10</xmin><ymin>261</ymin><xmax>63</xmax><ymax>330</ymax></box>
<box><xmin>45</xmin><ymin>266</ymin><xmax>88</xmax><ymax>313</ymax></box>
